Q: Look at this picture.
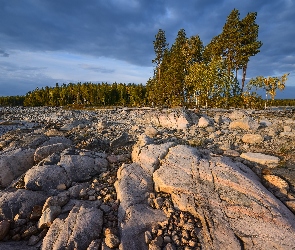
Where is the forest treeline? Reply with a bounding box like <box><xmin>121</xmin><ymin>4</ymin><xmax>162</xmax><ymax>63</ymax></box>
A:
<box><xmin>7</xmin><ymin>82</ymin><xmax>147</xmax><ymax>107</ymax></box>
<box><xmin>0</xmin><ymin>9</ymin><xmax>292</xmax><ymax>108</ymax></box>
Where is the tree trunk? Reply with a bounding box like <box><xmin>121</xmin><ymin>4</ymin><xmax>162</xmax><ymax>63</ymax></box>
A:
<box><xmin>241</xmin><ymin>65</ymin><xmax>247</xmax><ymax>92</ymax></box>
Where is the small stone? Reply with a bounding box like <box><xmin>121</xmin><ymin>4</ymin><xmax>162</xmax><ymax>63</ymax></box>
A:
<box><xmin>149</xmin><ymin>242</ymin><xmax>161</xmax><ymax>250</ymax></box>
<box><xmin>21</xmin><ymin>225</ymin><xmax>38</xmax><ymax>238</ymax></box>
<box><xmin>11</xmin><ymin>234</ymin><xmax>21</xmax><ymax>241</ymax></box>
<box><xmin>242</xmin><ymin>134</ymin><xmax>263</xmax><ymax>144</ymax></box>
<box><xmin>105</xmin><ymin>233</ymin><xmax>120</xmax><ymax>248</ymax></box>
<box><xmin>30</xmin><ymin>205</ymin><xmax>43</xmax><ymax>220</ymax></box>
<box><xmin>163</xmin><ymin>243</ymin><xmax>176</xmax><ymax>250</ymax></box>
<box><xmin>110</xmin><ymin>132</ymin><xmax>129</xmax><ymax>148</ymax></box>
<box><xmin>145</xmin><ymin>230</ymin><xmax>152</xmax><ymax>244</ymax></box>
<box><xmin>0</xmin><ymin>220</ymin><xmax>10</xmax><ymax>240</ymax></box>
<box><xmin>56</xmin><ymin>183</ymin><xmax>67</xmax><ymax>190</ymax></box>
<box><xmin>28</xmin><ymin>235</ymin><xmax>40</xmax><ymax>246</ymax></box>
<box><xmin>153</xmin><ymin>235</ymin><xmax>163</xmax><ymax>246</ymax></box>
<box><xmin>163</xmin><ymin>236</ymin><xmax>171</xmax><ymax>243</ymax></box>
<box><xmin>240</xmin><ymin>152</ymin><xmax>279</xmax><ymax>167</ymax></box>
<box><xmin>154</xmin><ymin>197</ymin><xmax>164</xmax><ymax>209</ymax></box>
<box><xmin>183</xmin><ymin>222</ymin><xmax>195</xmax><ymax>231</ymax></box>
<box><xmin>100</xmin><ymin>204</ymin><xmax>111</xmax><ymax>213</ymax></box>
<box><xmin>189</xmin><ymin>240</ymin><xmax>197</xmax><ymax>247</ymax></box>
<box><xmin>145</xmin><ymin>126</ymin><xmax>159</xmax><ymax>138</ymax></box>
<box><xmin>89</xmin><ymin>196</ymin><xmax>96</xmax><ymax>201</ymax></box>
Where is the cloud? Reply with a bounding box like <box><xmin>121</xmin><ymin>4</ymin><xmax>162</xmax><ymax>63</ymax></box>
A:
<box><xmin>0</xmin><ymin>49</ymin><xmax>9</xmax><ymax>57</ymax></box>
<box><xmin>79</xmin><ymin>64</ymin><xmax>115</xmax><ymax>74</ymax></box>
<box><xmin>0</xmin><ymin>0</ymin><xmax>294</xmax><ymax>96</ymax></box>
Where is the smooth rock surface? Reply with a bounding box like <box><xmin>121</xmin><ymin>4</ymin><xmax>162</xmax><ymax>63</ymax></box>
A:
<box><xmin>0</xmin><ymin>148</ymin><xmax>35</xmax><ymax>188</ymax></box>
<box><xmin>240</xmin><ymin>152</ymin><xmax>280</xmax><ymax>167</ymax></box>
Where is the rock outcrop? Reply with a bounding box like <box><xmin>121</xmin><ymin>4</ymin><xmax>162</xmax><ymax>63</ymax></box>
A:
<box><xmin>0</xmin><ymin>106</ymin><xmax>295</xmax><ymax>249</ymax></box>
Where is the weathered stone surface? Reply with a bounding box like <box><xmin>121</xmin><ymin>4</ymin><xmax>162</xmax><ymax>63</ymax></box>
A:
<box><xmin>0</xmin><ymin>148</ymin><xmax>35</xmax><ymax>188</ymax></box>
<box><xmin>0</xmin><ymin>219</ymin><xmax>10</xmax><ymax>240</ymax></box>
<box><xmin>110</xmin><ymin>132</ymin><xmax>129</xmax><ymax>148</ymax></box>
<box><xmin>198</xmin><ymin>116</ymin><xmax>211</xmax><ymax>128</ymax></box>
<box><xmin>152</xmin><ymin>144</ymin><xmax>295</xmax><ymax>249</ymax></box>
<box><xmin>34</xmin><ymin>143</ymin><xmax>71</xmax><ymax>162</ymax></box>
<box><xmin>240</xmin><ymin>152</ymin><xmax>280</xmax><ymax>167</ymax></box>
<box><xmin>242</xmin><ymin>134</ymin><xmax>263</xmax><ymax>144</ymax></box>
<box><xmin>133</xmin><ymin>142</ymin><xmax>175</xmax><ymax>175</ymax></box>
<box><xmin>262</xmin><ymin>174</ymin><xmax>289</xmax><ymax>198</ymax></box>
<box><xmin>38</xmin><ymin>206</ymin><xmax>61</xmax><ymax>229</ymax></box>
<box><xmin>58</xmin><ymin>154</ymin><xmax>108</xmax><ymax>182</ymax></box>
<box><xmin>24</xmin><ymin>165</ymin><xmax>71</xmax><ymax>191</ymax></box>
<box><xmin>41</xmin><ymin>205</ymin><xmax>103</xmax><ymax>250</ymax></box>
<box><xmin>229</xmin><ymin>117</ymin><xmax>259</xmax><ymax>131</ymax></box>
<box><xmin>116</xmin><ymin>163</ymin><xmax>153</xmax><ymax>211</ymax></box>
<box><xmin>116</xmin><ymin>154</ymin><xmax>167</xmax><ymax>249</ymax></box>
<box><xmin>119</xmin><ymin>204</ymin><xmax>167</xmax><ymax>250</ymax></box>
<box><xmin>0</xmin><ymin>189</ymin><xmax>47</xmax><ymax>220</ymax></box>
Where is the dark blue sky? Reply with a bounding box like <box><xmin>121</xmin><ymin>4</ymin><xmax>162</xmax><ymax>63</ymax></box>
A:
<box><xmin>0</xmin><ymin>0</ymin><xmax>294</xmax><ymax>98</ymax></box>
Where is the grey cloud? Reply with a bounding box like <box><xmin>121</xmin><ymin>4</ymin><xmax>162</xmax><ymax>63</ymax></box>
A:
<box><xmin>79</xmin><ymin>64</ymin><xmax>115</xmax><ymax>74</ymax></box>
<box><xmin>0</xmin><ymin>0</ymin><xmax>294</xmax><ymax>91</ymax></box>
<box><xmin>0</xmin><ymin>49</ymin><xmax>9</xmax><ymax>57</ymax></box>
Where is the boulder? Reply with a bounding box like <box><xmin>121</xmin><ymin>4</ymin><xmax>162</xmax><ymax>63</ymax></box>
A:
<box><xmin>41</xmin><ymin>205</ymin><xmax>103</xmax><ymax>250</ymax></box>
<box><xmin>24</xmin><ymin>165</ymin><xmax>71</xmax><ymax>191</ymax></box>
<box><xmin>58</xmin><ymin>154</ymin><xmax>108</xmax><ymax>182</ymax></box>
<box><xmin>151</xmin><ymin>144</ymin><xmax>295</xmax><ymax>249</ymax></box>
<box><xmin>242</xmin><ymin>134</ymin><xmax>263</xmax><ymax>144</ymax></box>
<box><xmin>0</xmin><ymin>189</ymin><xmax>47</xmax><ymax>220</ymax></box>
<box><xmin>34</xmin><ymin>143</ymin><xmax>71</xmax><ymax>163</ymax></box>
<box><xmin>240</xmin><ymin>152</ymin><xmax>280</xmax><ymax>167</ymax></box>
<box><xmin>147</xmin><ymin>110</ymin><xmax>197</xmax><ymax>130</ymax></box>
<box><xmin>198</xmin><ymin>116</ymin><xmax>211</xmax><ymax>128</ymax></box>
<box><xmin>229</xmin><ymin>117</ymin><xmax>259</xmax><ymax>131</ymax></box>
<box><xmin>144</xmin><ymin>126</ymin><xmax>159</xmax><ymax>138</ymax></box>
<box><xmin>0</xmin><ymin>220</ymin><xmax>10</xmax><ymax>240</ymax></box>
<box><xmin>0</xmin><ymin>148</ymin><xmax>35</xmax><ymax>188</ymax></box>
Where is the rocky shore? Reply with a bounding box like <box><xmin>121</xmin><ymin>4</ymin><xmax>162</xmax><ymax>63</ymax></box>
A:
<box><xmin>0</xmin><ymin>106</ymin><xmax>295</xmax><ymax>249</ymax></box>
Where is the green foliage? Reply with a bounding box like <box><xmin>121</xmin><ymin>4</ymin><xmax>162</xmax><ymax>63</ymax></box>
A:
<box><xmin>247</xmin><ymin>73</ymin><xmax>289</xmax><ymax>100</ymax></box>
<box><xmin>22</xmin><ymin>82</ymin><xmax>147</xmax><ymax>107</ymax></box>
<box><xmin>0</xmin><ymin>95</ymin><xmax>25</xmax><ymax>106</ymax></box>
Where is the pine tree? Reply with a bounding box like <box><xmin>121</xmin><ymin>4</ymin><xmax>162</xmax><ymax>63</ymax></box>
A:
<box><xmin>239</xmin><ymin>12</ymin><xmax>262</xmax><ymax>91</ymax></box>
